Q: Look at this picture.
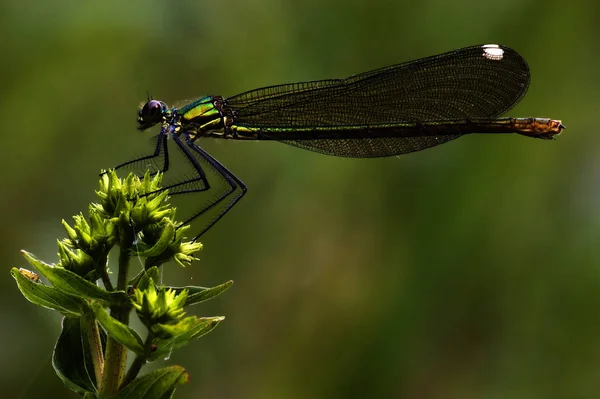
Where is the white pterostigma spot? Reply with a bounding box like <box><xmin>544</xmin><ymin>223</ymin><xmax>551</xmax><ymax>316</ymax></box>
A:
<box><xmin>482</xmin><ymin>44</ymin><xmax>504</xmax><ymax>61</ymax></box>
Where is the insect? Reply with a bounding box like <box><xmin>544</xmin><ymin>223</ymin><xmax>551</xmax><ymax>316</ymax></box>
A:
<box><xmin>113</xmin><ymin>44</ymin><xmax>564</xmax><ymax>241</ymax></box>
<box><xmin>18</xmin><ymin>268</ymin><xmax>41</xmax><ymax>283</ymax></box>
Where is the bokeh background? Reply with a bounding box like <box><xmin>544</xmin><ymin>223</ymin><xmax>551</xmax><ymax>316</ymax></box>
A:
<box><xmin>2</xmin><ymin>0</ymin><xmax>600</xmax><ymax>398</ymax></box>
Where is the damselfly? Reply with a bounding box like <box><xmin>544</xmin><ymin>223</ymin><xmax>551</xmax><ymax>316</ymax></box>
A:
<box><xmin>113</xmin><ymin>44</ymin><xmax>564</xmax><ymax>241</ymax></box>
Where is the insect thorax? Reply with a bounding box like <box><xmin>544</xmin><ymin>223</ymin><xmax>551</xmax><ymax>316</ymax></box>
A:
<box><xmin>177</xmin><ymin>96</ymin><xmax>227</xmax><ymax>139</ymax></box>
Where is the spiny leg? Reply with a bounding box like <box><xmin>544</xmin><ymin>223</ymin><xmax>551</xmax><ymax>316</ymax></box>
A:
<box><xmin>111</xmin><ymin>124</ymin><xmax>210</xmax><ymax>198</ymax></box>
<box><xmin>135</xmin><ymin>131</ymin><xmax>237</xmax><ymax>239</ymax></box>
<box><xmin>151</xmin><ymin>132</ymin><xmax>211</xmax><ymax>196</ymax></box>
<box><xmin>107</xmin><ymin>124</ymin><xmax>245</xmax><ymax>240</ymax></box>
<box><xmin>173</xmin><ymin>133</ymin><xmax>246</xmax><ymax>241</ymax></box>
<box><xmin>108</xmin><ymin>128</ymin><xmax>170</xmax><ymax>176</ymax></box>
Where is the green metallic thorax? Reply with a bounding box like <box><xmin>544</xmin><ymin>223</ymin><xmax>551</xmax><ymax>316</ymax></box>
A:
<box><xmin>174</xmin><ymin>96</ymin><xmax>225</xmax><ymax>139</ymax></box>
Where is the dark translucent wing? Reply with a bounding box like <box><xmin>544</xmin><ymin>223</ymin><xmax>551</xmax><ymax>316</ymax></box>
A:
<box><xmin>226</xmin><ymin>79</ymin><xmax>344</xmax><ymax>105</ymax></box>
<box><xmin>280</xmin><ymin>135</ymin><xmax>461</xmax><ymax>158</ymax></box>
<box><xmin>226</xmin><ymin>44</ymin><xmax>529</xmax><ymax>157</ymax></box>
<box><xmin>228</xmin><ymin>44</ymin><xmax>529</xmax><ymax>126</ymax></box>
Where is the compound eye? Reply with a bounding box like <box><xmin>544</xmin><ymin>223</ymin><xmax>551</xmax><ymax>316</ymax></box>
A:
<box><xmin>141</xmin><ymin>100</ymin><xmax>164</xmax><ymax>121</ymax></box>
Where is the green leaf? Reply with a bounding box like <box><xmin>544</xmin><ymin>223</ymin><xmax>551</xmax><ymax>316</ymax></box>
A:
<box><xmin>148</xmin><ymin>316</ymin><xmax>224</xmax><ymax>362</ymax></box>
<box><xmin>53</xmin><ymin>317</ymin><xmax>106</xmax><ymax>396</ymax></box>
<box><xmin>11</xmin><ymin>267</ymin><xmax>86</xmax><ymax>316</ymax></box>
<box><xmin>89</xmin><ymin>208</ymin><xmax>108</xmax><ymax>239</ymax></box>
<box><xmin>62</xmin><ymin>219</ymin><xmax>79</xmax><ymax>242</ymax></box>
<box><xmin>73</xmin><ymin>214</ymin><xmax>94</xmax><ymax>249</ymax></box>
<box><xmin>22</xmin><ymin>251</ymin><xmax>128</xmax><ymax>306</ymax></box>
<box><xmin>114</xmin><ymin>365</ymin><xmax>188</xmax><ymax>399</ymax></box>
<box><xmin>133</xmin><ymin>220</ymin><xmax>177</xmax><ymax>258</ymax></box>
<box><xmin>92</xmin><ymin>302</ymin><xmax>145</xmax><ymax>356</ymax></box>
<box><xmin>167</xmin><ymin>280</ymin><xmax>233</xmax><ymax>307</ymax></box>
<box><xmin>128</xmin><ymin>266</ymin><xmax>161</xmax><ymax>291</ymax></box>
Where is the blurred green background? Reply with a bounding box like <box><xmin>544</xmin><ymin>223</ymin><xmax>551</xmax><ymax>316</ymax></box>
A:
<box><xmin>2</xmin><ymin>0</ymin><xmax>600</xmax><ymax>397</ymax></box>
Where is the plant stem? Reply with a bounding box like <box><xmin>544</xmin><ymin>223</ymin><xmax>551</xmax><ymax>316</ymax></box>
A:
<box><xmin>83</xmin><ymin>312</ymin><xmax>104</xmax><ymax>386</ymax></box>
<box><xmin>120</xmin><ymin>331</ymin><xmax>155</xmax><ymax>389</ymax></box>
<box><xmin>99</xmin><ymin>246</ymin><xmax>132</xmax><ymax>395</ymax></box>
<box><xmin>98</xmin><ymin>253</ymin><xmax>114</xmax><ymax>291</ymax></box>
